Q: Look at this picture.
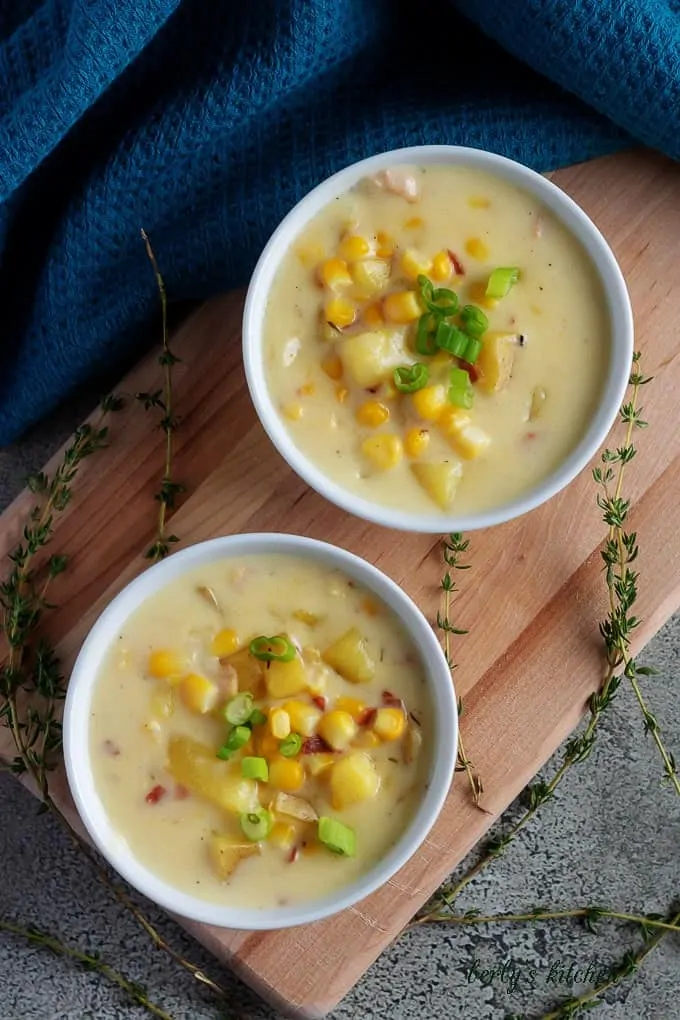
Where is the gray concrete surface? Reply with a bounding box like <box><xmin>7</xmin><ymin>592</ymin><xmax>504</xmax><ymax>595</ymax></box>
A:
<box><xmin>0</xmin><ymin>395</ymin><xmax>678</xmax><ymax>1020</ymax></box>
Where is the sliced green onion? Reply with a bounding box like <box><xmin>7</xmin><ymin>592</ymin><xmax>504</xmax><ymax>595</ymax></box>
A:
<box><xmin>318</xmin><ymin>816</ymin><xmax>357</xmax><ymax>857</ymax></box>
<box><xmin>415</xmin><ymin>312</ymin><xmax>440</xmax><ymax>356</ymax></box>
<box><xmin>461</xmin><ymin>337</ymin><xmax>483</xmax><ymax>364</ymax></box>
<box><xmin>279</xmin><ymin>733</ymin><xmax>302</xmax><ymax>757</ymax></box>
<box><xmin>435</xmin><ymin>320</ymin><xmax>468</xmax><ymax>357</ymax></box>
<box><xmin>449</xmin><ymin>367</ymin><xmax>474</xmax><ymax>409</ymax></box>
<box><xmin>416</xmin><ymin>274</ymin><xmax>459</xmax><ymax>316</ymax></box>
<box><xmin>249</xmin><ymin>708</ymin><xmax>267</xmax><ymax>726</ymax></box>
<box><xmin>216</xmin><ymin>724</ymin><xmax>251</xmax><ymax>759</ymax></box>
<box><xmin>241</xmin><ymin>756</ymin><xmax>269</xmax><ymax>781</ymax></box>
<box><xmin>240</xmin><ymin>808</ymin><xmax>274</xmax><ymax>842</ymax></box>
<box><xmin>224</xmin><ymin>692</ymin><xmax>254</xmax><ymax>725</ymax></box>
<box><xmin>459</xmin><ymin>304</ymin><xmax>488</xmax><ymax>338</ymax></box>
<box><xmin>393</xmin><ymin>363</ymin><xmax>430</xmax><ymax>393</ymax></box>
<box><xmin>485</xmin><ymin>266</ymin><xmax>520</xmax><ymax>300</ymax></box>
<box><xmin>249</xmin><ymin>635</ymin><xmax>296</xmax><ymax>662</ymax></box>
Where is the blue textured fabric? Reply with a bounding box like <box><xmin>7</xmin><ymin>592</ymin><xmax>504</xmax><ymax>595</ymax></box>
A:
<box><xmin>0</xmin><ymin>0</ymin><xmax>678</xmax><ymax>443</ymax></box>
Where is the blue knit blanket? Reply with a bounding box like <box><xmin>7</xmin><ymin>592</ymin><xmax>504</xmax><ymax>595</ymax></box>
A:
<box><xmin>1</xmin><ymin>0</ymin><xmax>678</xmax><ymax>443</ymax></box>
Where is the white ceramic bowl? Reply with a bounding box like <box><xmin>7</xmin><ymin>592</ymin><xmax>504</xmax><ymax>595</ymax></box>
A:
<box><xmin>243</xmin><ymin>145</ymin><xmax>634</xmax><ymax>533</ymax></box>
<box><xmin>64</xmin><ymin>532</ymin><xmax>457</xmax><ymax>930</ymax></box>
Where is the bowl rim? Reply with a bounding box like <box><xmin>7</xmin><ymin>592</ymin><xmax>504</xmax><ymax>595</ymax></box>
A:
<box><xmin>243</xmin><ymin>144</ymin><xmax>634</xmax><ymax>533</ymax></box>
<box><xmin>63</xmin><ymin>532</ymin><xmax>458</xmax><ymax>929</ymax></box>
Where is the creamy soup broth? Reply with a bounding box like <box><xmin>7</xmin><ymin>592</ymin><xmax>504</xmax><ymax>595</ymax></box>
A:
<box><xmin>263</xmin><ymin>164</ymin><xmax>610</xmax><ymax>515</ymax></box>
<box><xmin>90</xmin><ymin>555</ymin><xmax>432</xmax><ymax>909</ymax></box>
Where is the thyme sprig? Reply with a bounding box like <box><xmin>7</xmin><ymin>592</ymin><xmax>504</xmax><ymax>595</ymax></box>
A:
<box><xmin>408</xmin><ymin>903</ymin><xmax>680</xmax><ymax>935</ymax></box>
<box><xmin>0</xmin><ymin>919</ymin><xmax>173</xmax><ymax>1020</ymax></box>
<box><xmin>536</xmin><ymin>904</ymin><xmax>680</xmax><ymax>1020</ymax></box>
<box><xmin>139</xmin><ymin>230</ymin><xmax>184</xmax><ymax>561</ymax></box>
<box><xmin>437</xmin><ymin>533</ymin><xmax>484</xmax><ymax>806</ymax></box>
<box><xmin>595</xmin><ymin>353</ymin><xmax>679</xmax><ymax>793</ymax></box>
<box><xmin>0</xmin><ymin>396</ymin><xmax>227</xmax><ymax>1003</ymax></box>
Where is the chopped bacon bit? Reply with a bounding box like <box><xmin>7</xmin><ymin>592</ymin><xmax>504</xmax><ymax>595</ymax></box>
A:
<box><xmin>145</xmin><ymin>784</ymin><xmax>167</xmax><ymax>805</ymax></box>
<box><xmin>525</xmin><ymin>431</ymin><xmax>537</xmax><ymax>441</ymax></box>
<box><xmin>174</xmin><ymin>785</ymin><xmax>190</xmax><ymax>800</ymax></box>
<box><xmin>103</xmin><ymin>739</ymin><xmax>120</xmax><ymax>757</ymax></box>
<box><xmin>311</xmin><ymin>695</ymin><xmax>327</xmax><ymax>711</ymax></box>
<box><xmin>447</xmin><ymin>250</ymin><xmax>465</xmax><ymax>276</ymax></box>
<box><xmin>381</xmin><ymin>690</ymin><xmax>404</xmax><ymax>709</ymax></box>
<box><xmin>301</xmin><ymin>735</ymin><xmax>331</xmax><ymax>754</ymax></box>
<box><xmin>288</xmin><ymin>846</ymin><xmax>300</xmax><ymax>864</ymax></box>
<box><xmin>456</xmin><ymin>358</ymin><xmax>479</xmax><ymax>383</ymax></box>
<box><xmin>357</xmin><ymin>707</ymin><xmax>377</xmax><ymax>727</ymax></box>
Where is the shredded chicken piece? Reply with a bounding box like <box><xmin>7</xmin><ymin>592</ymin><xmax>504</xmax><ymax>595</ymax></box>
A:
<box><xmin>370</xmin><ymin>166</ymin><xmax>420</xmax><ymax>203</ymax></box>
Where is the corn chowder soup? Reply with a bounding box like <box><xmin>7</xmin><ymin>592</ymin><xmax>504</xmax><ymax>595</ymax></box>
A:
<box><xmin>263</xmin><ymin>164</ymin><xmax>610</xmax><ymax>515</ymax></box>
<box><xmin>90</xmin><ymin>555</ymin><xmax>432</xmax><ymax>909</ymax></box>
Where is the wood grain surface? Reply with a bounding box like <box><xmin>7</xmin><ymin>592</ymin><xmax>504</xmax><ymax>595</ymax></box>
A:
<box><xmin>1</xmin><ymin>149</ymin><xmax>679</xmax><ymax>1018</ymax></box>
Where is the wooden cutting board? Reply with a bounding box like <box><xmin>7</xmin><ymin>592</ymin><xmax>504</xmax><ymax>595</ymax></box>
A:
<box><xmin>1</xmin><ymin>149</ymin><xmax>680</xmax><ymax>1019</ymax></box>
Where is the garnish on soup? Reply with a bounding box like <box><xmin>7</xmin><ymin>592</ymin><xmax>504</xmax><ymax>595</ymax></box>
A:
<box><xmin>90</xmin><ymin>556</ymin><xmax>431</xmax><ymax>909</ymax></box>
<box><xmin>264</xmin><ymin>164</ymin><xmax>608</xmax><ymax>515</ymax></box>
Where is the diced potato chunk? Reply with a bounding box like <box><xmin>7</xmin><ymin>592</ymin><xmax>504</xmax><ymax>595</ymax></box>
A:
<box><xmin>222</xmin><ymin>648</ymin><xmax>264</xmax><ymax>696</ymax></box>
<box><xmin>306</xmin><ymin>752</ymin><xmax>336</xmax><ymax>777</ymax></box>
<box><xmin>209</xmin><ymin>834</ymin><xmax>259</xmax><ymax>881</ymax></box>
<box><xmin>351</xmin><ymin>259</ymin><xmax>391</xmax><ymax>298</ymax></box>
<box><xmin>476</xmin><ymin>332</ymin><xmax>516</xmax><ymax>392</ymax></box>
<box><xmin>318</xmin><ymin>709</ymin><xmax>358</xmax><ymax>751</ymax></box>
<box><xmin>446</xmin><ymin>423</ymin><xmax>491</xmax><ymax>461</ymax></box>
<box><xmin>330</xmin><ymin>752</ymin><xmax>380</xmax><ymax>810</ymax></box>
<box><xmin>167</xmin><ymin>737</ymin><xmax>259</xmax><ymax>813</ymax></box>
<box><xmin>410</xmin><ymin>460</ymin><xmax>463</xmax><ymax>510</ymax></box>
<box><xmin>337</xmin><ymin>329</ymin><xmax>410</xmax><ymax>389</ymax></box>
<box><xmin>283</xmin><ymin>700</ymin><xmax>322</xmax><ymax>736</ymax></box>
<box><xmin>265</xmin><ymin>654</ymin><xmax>308</xmax><ymax>699</ymax></box>
<box><xmin>273</xmin><ymin>792</ymin><xmax>318</xmax><ymax>822</ymax></box>
<box><xmin>322</xmin><ymin>628</ymin><xmax>375</xmax><ymax>684</ymax></box>
<box><xmin>270</xmin><ymin>821</ymin><xmax>297</xmax><ymax>851</ymax></box>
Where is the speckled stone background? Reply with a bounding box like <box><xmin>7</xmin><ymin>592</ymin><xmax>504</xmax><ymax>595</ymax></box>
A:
<box><xmin>1</xmin><ymin>394</ymin><xmax>679</xmax><ymax>1020</ymax></box>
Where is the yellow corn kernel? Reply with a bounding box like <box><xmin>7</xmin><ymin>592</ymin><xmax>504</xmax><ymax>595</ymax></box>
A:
<box><xmin>431</xmin><ymin>250</ymin><xmax>453</xmax><ymax>282</ymax></box>
<box><xmin>269</xmin><ymin>708</ymin><xmax>291</xmax><ymax>739</ymax></box>
<box><xmin>283</xmin><ymin>401</ymin><xmax>304</xmax><ymax>421</ymax></box>
<box><xmin>325</xmin><ymin>296</ymin><xmax>356</xmax><ymax>328</ymax></box>
<box><xmin>404</xmin><ymin>426</ymin><xmax>431</xmax><ymax>459</ymax></box>
<box><xmin>270</xmin><ymin>821</ymin><xmax>297</xmax><ymax>851</ymax></box>
<box><xmin>318</xmin><ymin>709</ymin><xmax>358</xmax><ymax>751</ymax></box>
<box><xmin>295</xmin><ymin>241</ymin><xmax>325</xmax><ymax>267</ymax></box>
<box><xmin>149</xmin><ymin>684</ymin><xmax>175</xmax><ymax>719</ymax></box>
<box><xmin>339</xmin><ymin>234</ymin><xmax>371</xmax><ymax>261</ymax></box>
<box><xmin>376</xmin><ymin>230</ymin><xmax>394</xmax><ymax>258</ymax></box>
<box><xmin>354</xmin><ymin>729</ymin><xmax>381</xmax><ymax>749</ymax></box>
<box><xmin>283</xmin><ymin>700</ymin><xmax>322</xmax><ymax>736</ymax></box>
<box><xmin>360</xmin><ymin>596</ymin><xmax>380</xmax><ymax>617</ymax></box>
<box><xmin>400</xmin><ymin>248</ymin><xmax>433</xmax><ymax>281</ymax></box>
<box><xmin>334</xmin><ymin>696</ymin><xmax>366</xmax><ymax>720</ymax></box>
<box><xmin>254</xmin><ymin>729</ymin><xmax>280</xmax><ymax>759</ymax></box>
<box><xmin>465</xmin><ymin>237</ymin><xmax>490</xmax><ymax>261</ymax></box>
<box><xmin>446</xmin><ymin>422</ymin><xmax>491</xmax><ymax>460</ymax></box>
<box><xmin>321</xmin><ymin>353</ymin><xmax>343</xmax><ymax>380</ymax></box>
<box><xmin>383</xmin><ymin>290</ymin><xmax>422</xmax><ymax>324</ymax></box>
<box><xmin>355</xmin><ymin>400</ymin><xmax>390</xmax><ymax>428</ymax></box>
<box><xmin>404</xmin><ymin>216</ymin><xmax>424</xmax><ymax>230</ymax></box>
<box><xmin>438</xmin><ymin>404</ymin><xmax>472</xmax><ymax>438</ymax></box>
<box><xmin>269</xmin><ymin>757</ymin><xmax>305</xmax><ymax>792</ymax></box>
<box><xmin>468</xmin><ymin>195</ymin><xmax>490</xmax><ymax>209</ymax></box>
<box><xmin>317</xmin><ymin>257</ymin><xmax>352</xmax><ymax>289</ymax></box>
<box><xmin>209</xmin><ymin>628</ymin><xmax>240</xmax><ymax>658</ymax></box>
<box><xmin>362</xmin><ymin>301</ymin><xmax>384</xmax><ymax>327</ymax></box>
<box><xmin>373</xmin><ymin>706</ymin><xmax>407</xmax><ymax>741</ymax></box>
<box><xmin>412</xmin><ymin>384</ymin><xmax>447</xmax><ymax>421</ymax></box>
<box><xmin>361</xmin><ymin>434</ymin><xmax>403</xmax><ymax>471</ymax></box>
<box><xmin>306</xmin><ymin>752</ymin><xmax>336</xmax><ymax>777</ymax></box>
<box><xmin>293</xmin><ymin>609</ymin><xmax>322</xmax><ymax>626</ymax></box>
<box><xmin>298</xmin><ymin>382</ymin><xmax>315</xmax><ymax>397</ymax></box>
<box><xmin>335</xmin><ymin>385</ymin><xmax>349</xmax><ymax>404</ymax></box>
<box><xmin>148</xmin><ymin>649</ymin><xmax>185</xmax><ymax>680</ymax></box>
<box><xmin>179</xmin><ymin>673</ymin><xmax>219</xmax><ymax>715</ymax></box>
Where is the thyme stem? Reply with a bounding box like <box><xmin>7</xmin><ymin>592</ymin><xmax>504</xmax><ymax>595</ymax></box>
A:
<box><xmin>0</xmin><ymin>919</ymin><xmax>174</xmax><ymax>1020</ymax></box>
<box><xmin>408</xmin><ymin>905</ymin><xmax>680</xmax><ymax>934</ymax></box>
